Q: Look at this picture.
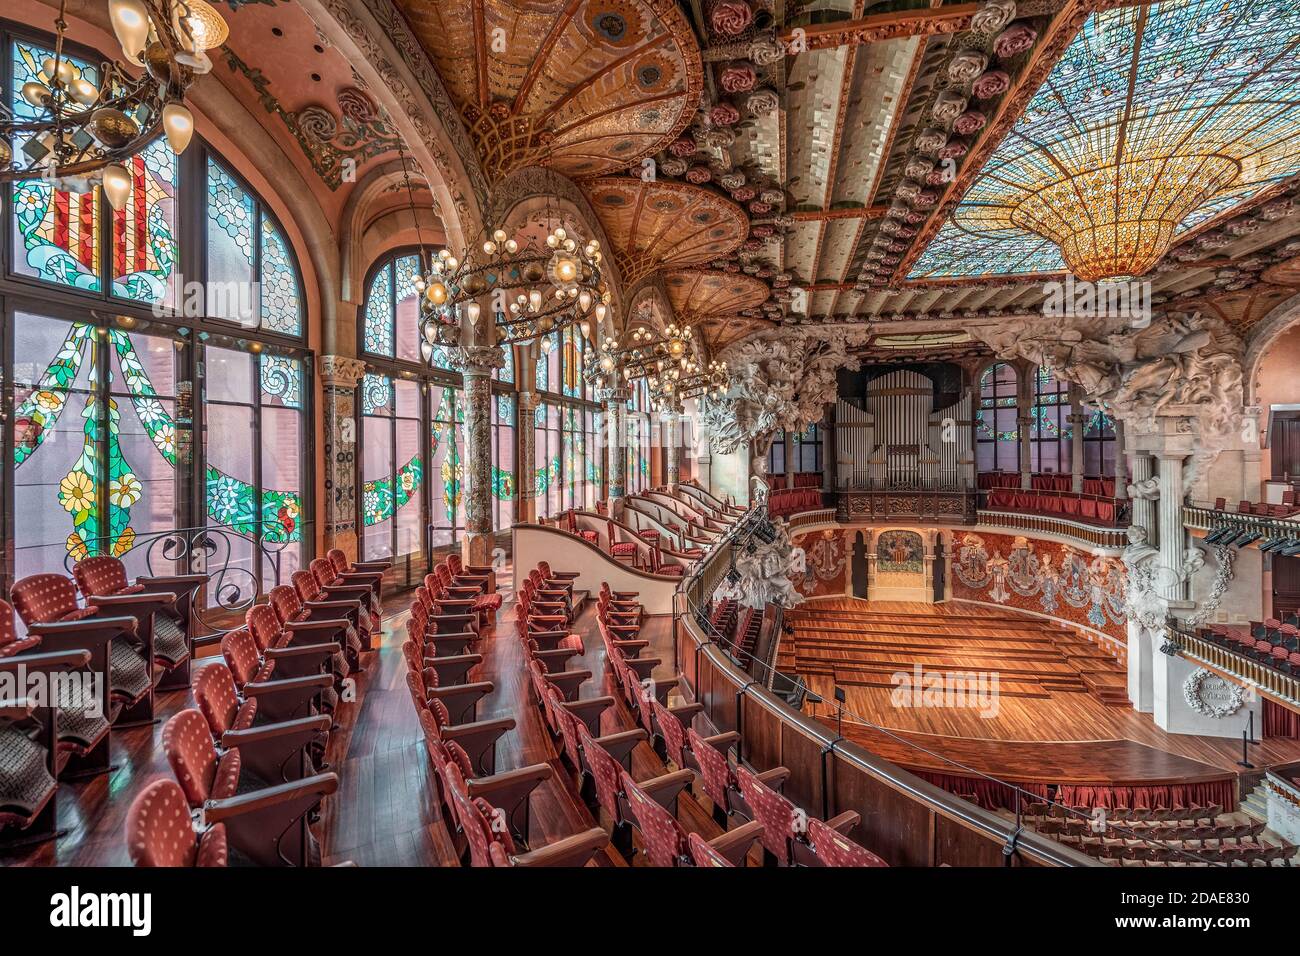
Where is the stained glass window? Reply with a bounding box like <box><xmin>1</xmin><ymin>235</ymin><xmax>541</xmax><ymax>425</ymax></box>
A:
<box><xmin>430</xmin><ymin>385</ymin><xmax>466</xmax><ymax>547</ymax></box>
<box><xmin>535</xmin><ymin>402</ymin><xmax>562</xmax><ymax>518</ymax></box>
<box><xmin>561</xmin><ymin>326</ymin><xmax>584</xmax><ymax>398</ymax></box>
<box><xmin>205</xmin><ymin>157</ymin><xmax>302</xmax><ymax>334</ymax></box>
<box><xmin>205</xmin><ymin>346</ymin><xmax>306</xmax><ymax>592</ymax></box>
<box><xmin>206</xmin><ymin>159</ymin><xmax>257</xmax><ymax>326</ymax></box>
<box><xmin>111</xmin><ymin>138</ymin><xmax>179</xmax><ymax>306</ymax></box>
<box><xmin>1030</xmin><ymin>367</ymin><xmax>1072</xmax><ymax>475</ymax></box>
<box><xmin>976</xmin><ymin>362</ymin><xmax>1019</xmax><ymax>473</ymax></box>
<box><xmin>260</xmin><ymin>219</ymin><xmax>301</xmax><ymax>335</ymax></box>
<box><xmin>492</xmin><ymin>392</ymin><xmax>516</xmax><ymax>529</ymax></box>
<box><xmin>910</xmin><ymin>0</ymin><xmax>1300</xmax><ymax>280</ymax></box>
<box><xmin>586</xmin><ymin>409</ymin><xmax>602</xmax><ymax>508</ymax></box>
<box><xmin>10</xmin><ymin>41</ymin><xmax>102</xmax><ymax>291</ymax></box>
<box><xmin>360</xmin><ymin>374</ymin><xmax>424</xmax><ymax>572</ymax></box>
<box><xmin>494</xmin><ymin>342</ymin><xmax>514</xmax><ymax>383</ymax></box>
<box><xmin>364</xmin><ymin>262</ymin><xmax>395</xmax><ymax>357</ymax></box>
<box><xmin>1083</xmin><ymin>407</ymin><xmax>1116</xmax><ymax>478</ymax></box>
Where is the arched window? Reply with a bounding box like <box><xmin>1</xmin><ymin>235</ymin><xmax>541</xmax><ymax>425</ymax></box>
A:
<box><xmin>1083</xmin><ymin>407</ymin><xmax>1116</xmax><ymax>477</ymax></box>
<box><xmin>357</xmin><ymin>249</ymin><xmax>476</xmax><ymax>576</ymax></box>
<box><xmin>1030</xmin><ymin>366</ymin><xmax>1071</xmax><ymax>475</ymax></box>
<box><xmin>4</xmin><ymin>18</ymin><xmax>310</xmax><ymax>597</ymax></box>
<box><xmin>975</xmin><ymin>363</ymin><xmax>1019</xmax><ymax>472</ymax></box>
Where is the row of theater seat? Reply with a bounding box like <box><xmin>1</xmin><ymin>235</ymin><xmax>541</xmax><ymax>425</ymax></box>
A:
<box><xmin>406</xmin><ymin>559</ymin><xmax>887</xmax><ymax>866</ymax></box>
<box><xmin>123</xmin><ymin>548</ymin><xmax>395</xmax><ymax>866</ymax></box>
<box><xmin>1199</xmin><ymin>623</ymin><xmax>1300</xmax><ymax>674</ymax></box>
<box><xmin>1213</xmin><ymin>493</ymin><xmax>1299</xmax><ymax>519</ymax></box>
<box><xmin>0</xmin><ymin>544</ymin><xmax>391</xmax><ymax>861</ymax></box>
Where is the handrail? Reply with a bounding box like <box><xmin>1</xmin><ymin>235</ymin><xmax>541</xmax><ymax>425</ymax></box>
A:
<box><xmin>674</xmin><ymin>498</ymin><xmax>1235</xmax><ymax>866</ymax></box>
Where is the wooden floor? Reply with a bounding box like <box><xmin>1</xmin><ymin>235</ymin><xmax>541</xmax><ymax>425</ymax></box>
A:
<box><xmin>784</xmin><ymin>598</ymin><xmax>1300</xmax><ymax>786</ymax></box>
<box><xmin>5</xmin><ymin>568</ymin><xmax>742</xmax><ymax>867</ymax></box>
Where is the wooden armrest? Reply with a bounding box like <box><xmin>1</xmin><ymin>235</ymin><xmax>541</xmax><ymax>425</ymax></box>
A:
<box><xmin>542</xmin><ymin>668</ymin><xmax>591</xmax><ymax>700</ymax></box>
<box><xmin>755</xmin><ymin>766</ymin><xmax>791</xmax><ymax>791</ymax></box>
<box><xmin>221</xmin><ymin>714</ymin><xmax>331</xmax><ymax>748</ymax></box>
<box><xmin>594</xmin><ymin>728</ymin><xmax>646</xmax><ymax>767</ymax></box>
<box><xmin>510</xmin><ymin>828</ymin><xmax>608</xmax><ymax>868</ymax></box>
<box><xmin>204</xmin><ymin>772</ymin><xmax>339</xmax><ymax>824</ymax></box>
<box><xmin>87</xmin><ymin>591</ymin><xmax>177</xmax><ymax>611</ymax></box>
<box><xmin>561</xmin><ymin>695</ymin><xmax>612</xmax><ymax>733</ymax></box>
<box><xmin>826</xmin><ymin>810</ymin><xmax>860</xmax><ymax>835</ymax></box>
<box><xmin>708</xmin><ymin>819</ymin><xmax>764</xmax><ymax>866</ymax></box>
<box><xmin>638</xmin><ymin>768</ymin><xmax>695</xmax><ymax>808</ymax></box>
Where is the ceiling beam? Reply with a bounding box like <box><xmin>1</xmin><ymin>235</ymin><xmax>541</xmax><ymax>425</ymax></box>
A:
<box><xmin>777</xmin><ymin>3</ymin><xmax>982</xmax><ymax>52</ymax></box>
<box><xmin>791</xmin><ymin>206</ymin><xmax>889</xmax><ymax>222</ymax></box>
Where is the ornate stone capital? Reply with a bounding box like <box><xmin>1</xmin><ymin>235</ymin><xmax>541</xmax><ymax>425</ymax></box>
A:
<box><xmin>599</xmin><ymin>386</ymin><xmax>631</xmax><ymax>404</ymax></box>
<box><xmin>452</xmin><ymin>344</ymin><xmax>506</xmax><ymax>376</ymax></box>
<box><xmin>515</xmin><ymin>390</ymin><xmax>541</xmax><ymax>412</ymax></box>
<box><xmin>320</xmin><ymin>354</ymin><xmax>367</xmax><ymax>389</ymax></box>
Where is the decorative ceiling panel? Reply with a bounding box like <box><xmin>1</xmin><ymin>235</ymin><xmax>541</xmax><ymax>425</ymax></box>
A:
<box><xmin>585</xmin><ymin>177</ymin><xmax>749</xmax><ymax>284</ymax></box>
<box><xmin>664</xmin><ymin>269</ymin><xmax>771</xmax><ymax>319</ymax></box>
<box><xmin>393</xmin><ymin>0</ymin><xmax>702</xmax><ymax>181</ymax></box>
<box><xmin>908</xmin><ymin>0</ymin><xmax>1300</xmax><ymax>280</ymax></box>
<box><xmin>829</xmin><ymin>36</ymin><xmax>919</xmax><ymax>207</ymax></box>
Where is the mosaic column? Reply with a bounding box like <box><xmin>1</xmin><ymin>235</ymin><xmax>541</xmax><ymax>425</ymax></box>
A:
<box><xmin>1018</xmin><ymin>409</ymin><xmax>1034</xmax><ymax>490</ymax></box>
<box><xmin>516</xmin><ymin>390</ymin><xmax>539</xmax><ymax>523</ymax></box>
<box><xmin>664</xmin><ymin>410</ymin><xmax>681</xmax><ymax>488</ymax></box>
<box><xmin>784</xmin><ymin>428</ymin><xmax>796</xmax><ymax>485</ymax></box>
<box><xmin>454</xmin><ymin>345</ymin><xmax>505</xmax><ymax>566</ymax></box>
<box><xmin>320</xmin><ymin>355</ymin><xmax>368</xmax><ymax>561</ymax></box>
<box><xmin>603</xmin><ymin>387</ymin><xmax>629</xmax><ymax>502</ymax></box>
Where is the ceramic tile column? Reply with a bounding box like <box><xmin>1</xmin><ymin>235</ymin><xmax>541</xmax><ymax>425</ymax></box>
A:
<box><xmin>603</xmin><ymin>387</ymin><xmax>629</xmax><ymax>503</ymax></box>
<box><xmin>516</xmin><ymin>390</ymin><xmax>539</xmax><ymax>523</ymax></box>
<box><xmin>665</xmin><ymin>410</ymin><xmax>681</xmax><ymax>488</ymax></box>
<box><xmin>454</xmin><ymin>345</ymin><xmax>504</xmax><ymax>565</ymax></box>
<box><xmin>320</xmin><ymin>355</ymin><xmax>368</xmax><ymax>561</ymax></box>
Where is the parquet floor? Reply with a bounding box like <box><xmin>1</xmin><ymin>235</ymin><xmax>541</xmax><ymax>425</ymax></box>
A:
<box><xmin>784</xmin><ymin>597</ymin><xmax>1300</xmax><ymax>782</ymax></box>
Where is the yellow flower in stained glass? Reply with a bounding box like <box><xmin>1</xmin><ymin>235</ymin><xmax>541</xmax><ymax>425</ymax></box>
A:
<box><xmin>66</xmin><ymin>532</ymin><xmax>88</xmax><ymax>561</ymax></box>
<box><xmin>35</xmin><ymin>390</ymin><xmax>64</xmax><ymax>410</ymax></box>
<box><xmin>114</xmin><ymin>527</ymin><xmax>136</xmax><ymax>557</ymax></box>
<box><xmin>109</xmin><ymin>474</ymin><xmax>143</xmax><ymax>508</ymax></box>
<box><xmin>59</xmin><ymin>471</ymin><xmax>95</xmax><ymax>513</ymax></box>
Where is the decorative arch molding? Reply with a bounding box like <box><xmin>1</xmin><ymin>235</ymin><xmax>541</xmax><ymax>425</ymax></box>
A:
<box><xmin>487</xmin><ymin>166</ymin><xmax>626</xmax><ymax>329</ymax></box>
<box><xmin>339</xmin><ymin>159</ymin><xmax>447</xmax><ymax>303</ymax></box>
<box><xmin>302</xmin><ymin>0</ymin><xmax>489</xmax><ymax>250</ymax></box>
<box><xmin>1243</xmin><ymin>289</ymin><xmax>1300</xmax><ymax>405</ymax></box>
<box><xmin>623</xmin><ymin>274</ymin><xmax>677</xmax><ymax>338</ymax></box>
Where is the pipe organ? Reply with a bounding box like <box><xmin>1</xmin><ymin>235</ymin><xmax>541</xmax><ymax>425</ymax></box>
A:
<box><xmin>835</xmin><ymin>370</ymin><xmax>974</xmax><ymax>492</ymax></box>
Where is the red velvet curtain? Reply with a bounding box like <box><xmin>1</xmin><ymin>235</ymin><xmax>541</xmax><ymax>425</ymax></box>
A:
<box><xmin>1264</xmin><ymin>699</ymin><xmax>1300</xmax><ymax>738</ymax></box>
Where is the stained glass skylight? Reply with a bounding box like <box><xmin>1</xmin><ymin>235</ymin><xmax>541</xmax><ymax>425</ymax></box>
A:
<box><xmin>910</xmin><ymin>0</ymin><xmax>1300</xmax><ymax>281</ymax></box>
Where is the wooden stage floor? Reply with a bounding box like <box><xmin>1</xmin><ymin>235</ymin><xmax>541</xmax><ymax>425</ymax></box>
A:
<box><xmin>784</xmin><ymin>598</ymin><xmax>1300</xmax><ymax>789</ymax></box>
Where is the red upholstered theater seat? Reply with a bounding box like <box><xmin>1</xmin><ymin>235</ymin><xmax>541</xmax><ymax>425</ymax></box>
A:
<box><xmin>127</xmin><ymin>779</ymin><xmax>228</xmax><ymax>868</ymax></box>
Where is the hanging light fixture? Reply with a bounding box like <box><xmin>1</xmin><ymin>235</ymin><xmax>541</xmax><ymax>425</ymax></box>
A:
<box><xmin>1</xmin><ymin>0</ymin><xmax>217</xmax><ymax>190</ymax></box>
<box><xmin>416</xmin><ymin>210</ymin><xmax>608</xmax><ymax>356</ymax></box>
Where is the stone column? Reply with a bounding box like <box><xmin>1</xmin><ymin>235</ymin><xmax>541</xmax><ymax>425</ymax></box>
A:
<box><xmin>1130</xmin><ymin>452</ymin><xmax>1155</xmax><ymax>536</ymax></box>
<box><xmin>320</xmin><ymin>355</ymin><xmax>368</xmax><ymax>561</ymax></box>
<box><xmin>1017</xmin><ymin>393</ymin><xmax>1034</xmax><ymax>490</ymax></box>
<box><xmin>784</xmin><ymin>428</ymin><xmax>796</xmax><ymax>487</ymax></box>
<box><xmin>1069</xmin><ymin>406</ymin><xmax>1087</xmax><ymax>493</ymax></box>
<box><xmin>516</xmin><ymin>390</ymin><xmax>539</xmax><ymax>524</ymax></box>
<box><xmin>603</xmin><ymin>387</ymin><xmax>629</xmax><ymax>503</ymax></box>
<box><xmin>665</xmin><ymin>410</ymin><xmax>681</xmax><ymax>488</ymax></box>
<box><xmin>1158</xmin><ymin>453</ymin><xmax>1187</xmax><ymax>601</ymax></box>
<box><xmin>453</xmin><ymin>345</ymin><xmax>505</xmax><ymax>566</ymax></box>
<box><xmin>1113</xmin><ymin>416</ymin><xmax>1128</xmax><ymax>501</ymax></box>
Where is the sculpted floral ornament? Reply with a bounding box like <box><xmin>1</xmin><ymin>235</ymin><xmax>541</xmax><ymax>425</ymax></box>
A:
<box><xmin>1183</xmin><ymin>668</ymin><xmax>1244</xmax><ymax>719</ymax></box>
<box><xmin>971</xmin><ymin>0</ymin><xmax>1017</xmax><ymax>35</ymax></box>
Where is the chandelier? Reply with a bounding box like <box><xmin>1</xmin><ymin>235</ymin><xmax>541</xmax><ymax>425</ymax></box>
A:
<box><xmin>647</xmin><ymin>357</ymin><xmax>729</xmax><ymax>404</ymax></box>
<box><xmin>584</xmin><ymin>322</ymin><xmax>728</xmax><ymax>402</ymax></box>
<box><xmin>0</xmin><ymin>0</ymin><xmax>225</xmax><ymax>208</ymax></box>
<box><xmin>416</xmin><ymin>218</ymin><xmax>609</xmax><ymax>354</ymax></box>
